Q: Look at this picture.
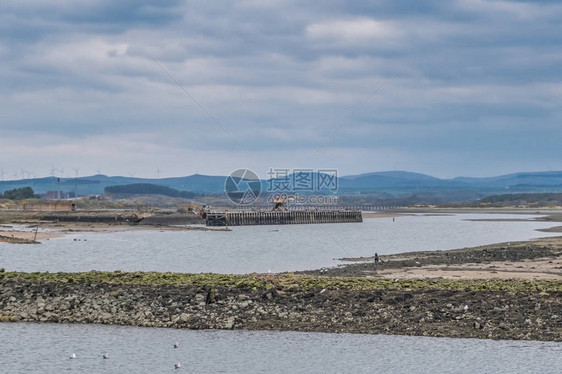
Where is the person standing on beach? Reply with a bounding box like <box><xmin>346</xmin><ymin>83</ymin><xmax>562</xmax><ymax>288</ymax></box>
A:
<box><xmin>374</xmin><ymin>253</ymin><xmax>380</xmax><ymax>265</ymax></box>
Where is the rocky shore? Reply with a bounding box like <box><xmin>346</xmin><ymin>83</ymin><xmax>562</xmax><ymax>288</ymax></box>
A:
<box><xmin>1</xmin><ymin>272</ymin><xmax>561</xmax><ymax>341</ymax></box>
<box><xmin>306</xmin><ymin>236</ymin><xmax>562</xmax><ymax>280</ymax></box>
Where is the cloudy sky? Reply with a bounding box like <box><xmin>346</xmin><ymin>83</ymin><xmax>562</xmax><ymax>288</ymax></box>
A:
<box><xmin>1</xmin><ymin>0</ymin><xmax>561</xmax><ymax>180</ymax></box>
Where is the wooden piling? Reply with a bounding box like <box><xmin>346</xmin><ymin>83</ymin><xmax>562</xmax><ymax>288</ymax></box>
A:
<box><xmin>206</xmin><ymin>210</ymin><xmax>362</xmax><ymax>226</ymax></box>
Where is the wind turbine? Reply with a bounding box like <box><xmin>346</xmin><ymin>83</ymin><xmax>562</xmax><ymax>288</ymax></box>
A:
<box><xmin>21</xmin><ymin>168</ymin><xmax>32</xmax><ymax>179</ymax></box>
<box><xmin>51</xmin><ymin>168</ymin><xmax>64</xmax><ymax>199</ymax></box>
<box><xmin>95</xmin><ymin>169</ymin><xmax>102</xmax><ymax>175</ymax></box>
<box><xmin>72</xmin><ymin>168</ymin><xmax>79</xmax><ymax>198</ymax></box>
<box><xmin>156</xmin><ymin>168</ymin><xmax>161</xmax><ymax>179</ymax></box>
<box><xmin>0</xmin><ymin>169</ymin><xmax>5</xmax><ymax>181</ymax></box>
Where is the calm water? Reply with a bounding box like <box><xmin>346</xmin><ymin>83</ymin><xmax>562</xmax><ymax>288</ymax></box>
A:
<box><xmin>1</xmin><ymin>214</ymin><xmax>561</xmax><ymax>373</ymax></box>
<box><xmin>0</xmin><ymin>214</ymin><xmax>558</xmax><ymax>273</ymax></box>
<box><xmin>1</xmin><ymin>323</ymin><xmax>561</xmax><ymax>374</ymax></box>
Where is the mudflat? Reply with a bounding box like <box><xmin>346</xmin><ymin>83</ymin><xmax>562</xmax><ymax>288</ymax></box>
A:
<box><xmin>306</xmin><ymin>236</ymin><xmax>562</xmax><ymax>281</ymax></box>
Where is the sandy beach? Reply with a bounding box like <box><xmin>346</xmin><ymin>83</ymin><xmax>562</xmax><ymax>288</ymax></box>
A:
<box><xmin>372</xmin><ymin>237</ymin><xmax>562</xmax><ymax>281</ymax></box>
<box><xmin>305</xmin><ymin>236</ymin><xmax>562</xmax><ymax>281</ymax></box>
<box><xmin>0</xmin><ymin>231</ymin><xmax>61</xmax><ymax>243</ymax></box>
<box><xmin>0</xmin><ymin>212</ymin><xmax>228</xmax><ymax>243</ymax></box>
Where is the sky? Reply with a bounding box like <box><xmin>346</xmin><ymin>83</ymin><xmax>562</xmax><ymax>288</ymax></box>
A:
<box><xmin>1</xmin><ymin>0</ymin><xmax>561</xmax><ymax>180</ymax></box>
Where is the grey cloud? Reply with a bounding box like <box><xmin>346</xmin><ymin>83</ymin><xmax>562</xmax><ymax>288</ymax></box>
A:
<box><xmin>1</xmin><ymin>0</ymin><xmax>561</xmax><ymax>178</ymax></box>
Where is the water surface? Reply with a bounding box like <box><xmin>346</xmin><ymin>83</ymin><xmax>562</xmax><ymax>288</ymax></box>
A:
<box><xmin>0</xmin><ymin>214</ymin><xmax>558</xmax><ymax>273</ymax></box>
<box><xmin>1</xmin><ymin>323</ymin><xmax>561</xmax><ymax>374</ymax></box>
<box><xmin>1</xmin><ymin>214</ymin><xmax>561</xmax><ymax>373</ymax></box>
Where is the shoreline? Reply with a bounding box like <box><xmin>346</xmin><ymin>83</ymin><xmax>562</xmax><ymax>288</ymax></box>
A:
<box><xmin>1</xmin><ymin>208</ymin><xmax>561</xmax><ymax>341</ymax></box>
<box><xmin>1</xmin><ymin>207</ymin><xmax>560</xmax><ymax>244</ymax></box>
<box><xmin>0</xmin><ymin>209</ymin><xmax>221</xmax><ymax>244</ymax></box>
<box><xmin>1</xmin><ymin>235</ymin><xmax>562</xmax><ymax>341</ymax></box>
<box><xmin>311</xmin><ymin>236</ymin><xmax>562</xmax><ymax>281</ymax></box>
<box><xmin>0</xmin><ymin>272</ymin><xmax>560</xmax><ymax>341</ymax></box>
<box><xmin>0</xmin><ymin>222</ymin><xmax>230</xmax><ymax>243</ymax></box>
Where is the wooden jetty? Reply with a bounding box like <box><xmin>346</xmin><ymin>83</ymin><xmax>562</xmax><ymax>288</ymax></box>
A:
<box><xmin>205</xmin><ymin>210</ymin><xmax>362</xmax><ymax>227</ymax></box>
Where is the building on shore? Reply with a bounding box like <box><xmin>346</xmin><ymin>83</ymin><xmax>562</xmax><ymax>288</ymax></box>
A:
<box><xmin>45</xmin><ymin>190</ymin><xmax>69</xmax><ymax>199</ymax></box>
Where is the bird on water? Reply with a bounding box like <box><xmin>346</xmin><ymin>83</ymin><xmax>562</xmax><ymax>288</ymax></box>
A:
<box><xmin>103</xmin><ymin>353</ymin><xmax>109</xmax><ymax>359</ymax></box>
<box><xmin>175</xmin><ymin>362</ymin><xmax>181</xmax><ymax>369</ymax></box>
<box><xmin>174</xmin><ymin>342</ymin><xmax>179</xmax><ymax>349</ymax></box>
<box><xmin>70</xmin><ymin>353</ymin><xmax>76</xmax><ymax>359</ymax></box>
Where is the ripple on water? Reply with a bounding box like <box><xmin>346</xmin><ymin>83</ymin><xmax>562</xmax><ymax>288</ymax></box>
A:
<box><xmin>1</xmin><ymin>323</ymin><xmax>562</xmax><ymax>374</ymax></box>
<box><xmin>0</xmin><ymin>214</ymin><xmax>559</xmax><ymax>273</ymax></box>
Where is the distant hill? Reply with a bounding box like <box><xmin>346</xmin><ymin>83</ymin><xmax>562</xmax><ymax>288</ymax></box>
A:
<box><xmin>480</xmin><ymin>192</ymin><xmax>562</xmax><ymax>206</ymax></box>
<box><xmin>104</xmin><ymin>183</ymin><xmax>196</xmax><ymax>198</ymax></box>
<box><xmin>339</xmin><ymin>171</ymin><xmax>456</xmax><ymax>192</ymax></box>
<box><xmin>2</xmin><ymin>170</ymin><xmax>562</xmax><ymax>199</ymax></box>
<box><xmin>342</xmin><ymin>171</ymin><xmax>441</xmax><ymax>182</ymax></box>
<box><xmin>453</xmin><ymin>171</ymin><xmax>562</xmax><ymax>188</ymax></box>
<box><xmin>0</xmin><ymin>174</ymin><xmax>225</xmax><ymax>196</ymax></box>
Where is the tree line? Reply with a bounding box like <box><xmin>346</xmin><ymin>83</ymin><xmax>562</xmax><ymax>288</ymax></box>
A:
<box><xmin>104</xmin><ymin>183</ymin><xmax>196</xmax><ymax>198</ymax></box>
<box><xmin>0</xmin><ymin>187</ymin><xmax>37</xmax><ymax>200</ymax></box>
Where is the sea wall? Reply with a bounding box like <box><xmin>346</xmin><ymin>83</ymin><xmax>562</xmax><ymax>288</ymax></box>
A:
<box><xmin>1</xmin><ymin>278</ymin><xmax>561</xmax><ymax>341</ymax></box>
<box><xmin>138</xmin><ymin>213</ymin><xmax>204</xmax><ymax>226</ymax></box>
<box><xmin>35</xmin><ymin>212</ymin><xmax>204</xmax><ymax>225</ymax></box>
<box><xmin>206</xmin><ymin>210</ymin><xmax>363</xmax><ymax>226</ymax></box>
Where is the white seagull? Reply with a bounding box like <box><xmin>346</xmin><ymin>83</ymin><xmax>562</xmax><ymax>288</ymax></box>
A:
<box><xmin>103</xmin><ymin>353</ymin><xmax>109</xmax><ymax>359</ymax></box>
<box><xmin>70</xmin><ymin>353</ymin><xmax>76</xmax><ymax>359</ymax></box>
<box><xmin>175</xmin><ymin>362</ymin><xmax>181</xmax><ymax>369</ymax></box>
<box><xmin>174</xmin><ymin>342</ymin><xmax>179</xmax><ymax>349</ymax></box>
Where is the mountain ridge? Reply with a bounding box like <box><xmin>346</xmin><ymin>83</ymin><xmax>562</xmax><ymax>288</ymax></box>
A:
<box><xmin>1</xmin><ymin>170</ymin><xmax>562</xmax><ymax>196</ymax></box>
